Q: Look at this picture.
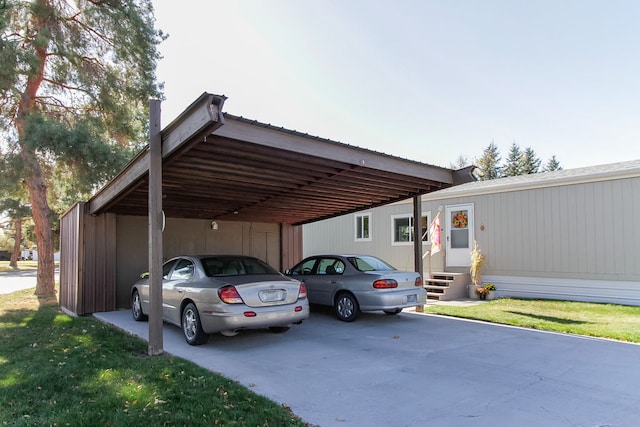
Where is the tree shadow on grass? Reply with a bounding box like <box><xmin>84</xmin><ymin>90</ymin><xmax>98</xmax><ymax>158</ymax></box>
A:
<box><xmin>506</xmin><ymin>310</ymin><xmax>593</xmax><ymax>325</ymax></box>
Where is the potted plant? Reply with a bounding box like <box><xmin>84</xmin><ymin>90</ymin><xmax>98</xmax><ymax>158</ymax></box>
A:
<box><xmin>475</xmin><ymin>283</ymin><xmax>496</xmax><ymax>300</ymax></box>
<box><xmin>469</xmin><ymin>240</ymin><xmax>486</xmax><ymax>299</ymax></box>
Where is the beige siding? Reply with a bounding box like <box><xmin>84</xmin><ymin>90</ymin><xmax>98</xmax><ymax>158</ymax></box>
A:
<box><xmin>304</xmin><ymin>172</ymin><xmax>640</xmax><ymax>305</ymax></box>
<box><xmin>422</xmin><ymin>177</ymin><xmax>640</xmax><ymax>281</ymax></box>
<box><xmin>303</xmin><ymin>203</ymin><xmax>431</xmax><ymax>272</ymax></box>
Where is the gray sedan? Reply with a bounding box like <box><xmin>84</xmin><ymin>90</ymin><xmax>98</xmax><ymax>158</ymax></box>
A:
<box><xmin>131</xmin><ymin>255</ymin><xmax>309</xmax><ymax>345</ymax></box>
<box><xmin>286</xmin><ymin>254</ymin><xmax>426</xmax><ymax>321</ymax></box>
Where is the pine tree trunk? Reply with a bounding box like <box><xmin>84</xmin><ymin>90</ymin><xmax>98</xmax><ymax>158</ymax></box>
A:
<box><xmin>16</xmin><ymin>0</ymin><xmax>56</xmax><ymax>296</ymax></box>
<box><xmin>23</xmin><ymin>151</ymin><xmax>56</xmax><ymax>295</ymax></box>
<box><xmin>9</xmin><ymin>217</ymin><xmax>22</xmax><ymax>268</ymax></box>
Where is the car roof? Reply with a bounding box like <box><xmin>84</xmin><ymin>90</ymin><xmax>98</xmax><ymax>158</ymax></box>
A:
<box><xmin>167</xmin><ymin>254</ymin><xmax>262</xmax><ymax>261</ymax></box>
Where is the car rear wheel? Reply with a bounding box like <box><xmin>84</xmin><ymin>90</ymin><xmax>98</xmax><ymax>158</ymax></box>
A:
<box><xmin>131</xmin><ymin>290</ymin><xmax>147</xmax><ymax>321</ymax></box>
<box><xmin>384</xmin><ymin>308</ymin><xmax>403</xmax><ymax>315</ymax></box>
<box><xmin>335</xmin><ymin>293</ymin><xmax>360</xmax><ymax>322</ymax></box>
<box><xmin>182</xmin><ymin>302</ymin><xmax>208</xmax><ymax>346</ymax></box>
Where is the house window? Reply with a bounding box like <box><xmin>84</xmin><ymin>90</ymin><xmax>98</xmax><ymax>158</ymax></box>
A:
<box><xmin>391</xmin><ymin>213</ymin><xmax>431</xmax><ymax>245</ymax></box>
<box><xmin>354</xmin><ymin>212</ymin><xmax>372</xmax><ymax>241</ymax></box>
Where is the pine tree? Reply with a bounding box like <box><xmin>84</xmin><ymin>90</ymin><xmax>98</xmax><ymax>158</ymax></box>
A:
<box><xmin>0</xmin><ymin>0</ymin><xmax>165</xmax><ymax>295</ymax></box>
<box><xmin>475</xmin><ymin>142</ymin><xmax>501</xmax><ymax>180</ymax></box>
<box><xmin>520</xmin><ymin>147</ymin><xmax>541</xmax><ymax>174</ymax></box>
<box><xmin>543</xmin><ymin>155</ymin><xmax>562</xmax><ymax>172</ymax></box>
<box><xmin>503</xmin><ymin>142</ymin><xmax>523</xmax><ymax>177</ymax></box>
<box><xmin>449</xmin><ymin>154</ymin><xmax>470</xmax><ymax>169</ymax></box>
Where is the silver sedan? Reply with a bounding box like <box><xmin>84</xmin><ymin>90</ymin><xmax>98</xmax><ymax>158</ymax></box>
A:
<box><xmin>286</xmin><ymin>254</ymin><xmax>426</xmax><ymax>321</ymax></box>
<box><xmin>131</xmin><ymin>255</ymin><xmax>309</xmax><ymax>345</ymax></box>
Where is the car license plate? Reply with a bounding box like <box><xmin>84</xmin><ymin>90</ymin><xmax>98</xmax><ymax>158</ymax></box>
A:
<box><xmin>406</xmin><ymin>294</ymin><xmax>417</xmax><ymax>304</ymax></box>
<box><xmin>259</xmin><ymin>289</ymin><xmax>286</xmax><ymax>302</ymax></box>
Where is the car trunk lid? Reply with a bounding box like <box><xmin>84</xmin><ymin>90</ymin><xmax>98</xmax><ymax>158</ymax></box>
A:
<box><xmin>224</xmin><ymin>276</ymin><xmax>302</xmax><ymax>307</ymax></box>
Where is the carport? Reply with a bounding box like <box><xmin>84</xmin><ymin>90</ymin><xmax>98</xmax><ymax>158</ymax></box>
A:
<box><xmin>59</xmin><ymin>92</ymin><xmax>474</xmax><ymax>319</ymax></box>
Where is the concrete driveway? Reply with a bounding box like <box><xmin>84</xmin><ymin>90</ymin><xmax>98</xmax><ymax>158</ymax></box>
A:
<box><xmin>94</xmin><ymin>306</ymin><xmax>640</xmax><ymax>427</ymax></box>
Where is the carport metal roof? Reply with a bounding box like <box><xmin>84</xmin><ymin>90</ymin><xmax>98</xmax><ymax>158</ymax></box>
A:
<box><xmin>89</xmin><ymin>93</ymin><xmax>473</xmax><ymax>224</ymax></box>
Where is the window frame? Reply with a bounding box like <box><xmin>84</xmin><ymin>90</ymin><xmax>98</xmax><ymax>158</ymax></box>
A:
<box><xmin>354</xmin><ymin>211</ymin><xmax>372</xmax><ymax>242</ymax></box>
<box><xmin>391</xmin><ymin>212</ymin><xmax>431</xmax><ymax>246</ymax></box>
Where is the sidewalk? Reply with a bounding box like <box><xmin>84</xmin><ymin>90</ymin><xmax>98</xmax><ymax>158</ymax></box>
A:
<box><xmin>0</xmin><ymin>269</ymin><xmax>59</xmax><ymax>294</ymax></box>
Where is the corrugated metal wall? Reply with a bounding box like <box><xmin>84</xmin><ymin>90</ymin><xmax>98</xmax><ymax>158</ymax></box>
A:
<box><xmin>60</xmin><ymin>203</ymin><xmax>117</xmax><ymax>315</ymax></box>
<box><xmin>60</xmin><ymin>203</ymin><xmax>82</xmax><ymax>314</ymax></box>
<box><xmin>281</xmin><ymin>224</ymin><xmax>303</xmax><ymax>271</ymax></box>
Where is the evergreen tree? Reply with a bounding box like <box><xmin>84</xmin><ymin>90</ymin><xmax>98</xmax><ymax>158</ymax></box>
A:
<box><xmin>475</xmin><ymin>142</ymin><xmax>502</xmax><ymax>180</ymax></box>
<box><xmin>520</xmin><ymin>147</ymin><xmax>541</xmax><ymax>174</ymax></box>
<box><xmin>543</xmin><ymin>155</ymin><xmax>562</xmax><ymax>172</ymax></box>
<box><xmin>0</xmin><ymin>0</ymin><xmax>165</xmax><ymax>295</ymax></box>
<box><xmin>449</xmin><ymin>154</ymin><xmax>470</xmax><ymax>169</ymax></box>
<box><xmin>503</xmin><ymin>142</ymin><xmax>523</xmax><ymax>177</ymax></box>
<box><xmin>0</xmin><ymin>199</ymin><xmax>31</xmax><ymax>268</ymax></box>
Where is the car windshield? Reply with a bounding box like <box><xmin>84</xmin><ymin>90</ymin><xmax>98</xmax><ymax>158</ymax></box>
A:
<box><xmin>201</xmin><ymin>257</ymin><xmax>279</xmax><ymax>277</ymax></box>
<box><xmin>346</xmin><ymin>256</ymin><xmax>396</xmax><ymax>272</ymax></box>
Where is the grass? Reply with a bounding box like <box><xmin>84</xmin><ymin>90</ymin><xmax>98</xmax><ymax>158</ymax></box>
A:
<box><xmin>0</xmin><ymin>289</ymin><xmax>308</xmax><ymax>426</ymax></box>
<box><xmin>0</xmin><ymin>261</ymin><xmax>40</xmax><ymax>273</ymax></box>
<box><xmin>423</xmin><ymin>298</ymin><xmax>640</xmax><ymax>343</ymax></box>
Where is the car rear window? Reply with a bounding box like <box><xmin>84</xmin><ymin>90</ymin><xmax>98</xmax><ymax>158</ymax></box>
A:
<box><xmin>201</xmin><ymin>257</ymin><xmax>279</xmax><ymax>277</ymax></box>
<box><xmin>347</xmin><ymin>256</ymin><xmax>396</xmax><ymax>272</ymax></box>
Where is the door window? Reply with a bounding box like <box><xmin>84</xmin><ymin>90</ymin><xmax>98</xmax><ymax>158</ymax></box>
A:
<box><xmin>170</xmin><ymin>259</ymin><xmax>194</xmax><ymax>280</ymax></box>
<box><xmin>290</xmin><ymin>258</ymin><xmax>318</xmax><ymax>275</ymax></box>
<box><xmin>162</xmin><ymin>259</ymin><xmax>178</xmax><ymax>279</ymax></box>
<box><xmin>445</xmin><ymin>204</ymin><xmax>474</xmax><ymax>267</ymax></box>
<box><xmin>450</xmin><ymin>210</ymin><xmax>470</xmax><ymax>249</ymax></box>
<box><xmin>317</xmin><ymin>258</ymin><xmax>345</xmax><ymax>275</ymax></box>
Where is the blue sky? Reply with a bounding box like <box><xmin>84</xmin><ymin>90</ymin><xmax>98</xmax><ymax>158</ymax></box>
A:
<box><xmin>152</xmin><ymin>0</ymin><xmax>640</xmax><ymax>169</ymax></box>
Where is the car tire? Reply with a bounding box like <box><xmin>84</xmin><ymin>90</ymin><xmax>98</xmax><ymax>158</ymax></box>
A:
<box><xmin>334</xmin><ymin>293</ymin><xmax>360</xmax><ymax>322</ymax></box>
<box><xmin>131</xmin><ymin>290</ymin><xmax>147</xmax><ymax>321</ymax></box>
<box><xmin>182</xmin><ymin>302</ymin><xmax>209</xmax><ymax>346</ymax></box>
<box><xmin>268</xmin><ymin>326</ymin><xmax>291</xmax><ymax>333</ymax></box>
<box><xmin>384</xmin><ymin>309</ymin><xmax>403</xmax><ymax>315</ymax></box>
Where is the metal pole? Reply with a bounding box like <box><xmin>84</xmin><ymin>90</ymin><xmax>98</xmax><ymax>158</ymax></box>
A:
<box><xmin>148</xmin><ymin>99</ymin><xmax>163</xmax><ymax>355</ymax></box>
<box><xmin>413</xmin><ymin>196</ymin><xmax>424</xmax><ymax>313</ymax></box>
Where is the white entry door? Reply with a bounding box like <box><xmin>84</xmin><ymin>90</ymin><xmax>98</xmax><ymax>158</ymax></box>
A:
<box><xmin>445</xmin><ymin>203</ymin><xmax>474</xmax><ymax>267</ymax></box>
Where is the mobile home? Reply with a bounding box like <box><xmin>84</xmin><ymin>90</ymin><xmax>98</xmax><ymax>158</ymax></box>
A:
<box><xmin>303</xmin><ymin>159</ymin><xmax>640</xmax><ymax>306</ymax></box>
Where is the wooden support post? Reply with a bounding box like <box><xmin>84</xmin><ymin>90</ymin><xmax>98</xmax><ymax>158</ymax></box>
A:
<box><xmin>148</xmin><ymin>99</ymin><xmax>164</xmax><ymax>355</ymax></box>
<box><xmin>413</xmin><ymin>196</ymin><xmax>424</xmax><ymax>313</ymax></box>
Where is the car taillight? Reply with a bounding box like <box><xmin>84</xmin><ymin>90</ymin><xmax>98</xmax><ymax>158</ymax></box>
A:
<box><xmin>218</xmin><ymin>285</ymin><xmax>244</xmax><ymax>304</ymax></box>
<box><xmin>415</xmin><ymin>276</ymin><xmax>422</xmax><ymax>287</ymax></box>
<box><xmin>372</xmin><ymin>279</ymin><xmax>398</xmax><ymax>289</ymax></box>
<box><xmin>298</xmin><ymin>282</ymin><xmax>307</xmax><ymax>299</ymax></box>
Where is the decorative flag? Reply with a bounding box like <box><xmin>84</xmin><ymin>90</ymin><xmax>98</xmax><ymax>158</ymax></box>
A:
<box><xmin>429</xmin><ymin>212</ymin><xmax>441</xmax><ymax>255</ymax></box>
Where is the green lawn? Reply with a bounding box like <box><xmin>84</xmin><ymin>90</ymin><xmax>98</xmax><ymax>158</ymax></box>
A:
<box><xmin>0</xmin><ymin>289</ymin><xmax>308</xmax><ymax>426</ymax></box>
<box><xmin>0</xmin><ymin>261</ymin><xmax>40</xmax><ymax>273</ymax></box>
<box><xmin>423</xmin><ymin>298</ymin><xmax>640</xmax><ymax>343</ymax></box>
